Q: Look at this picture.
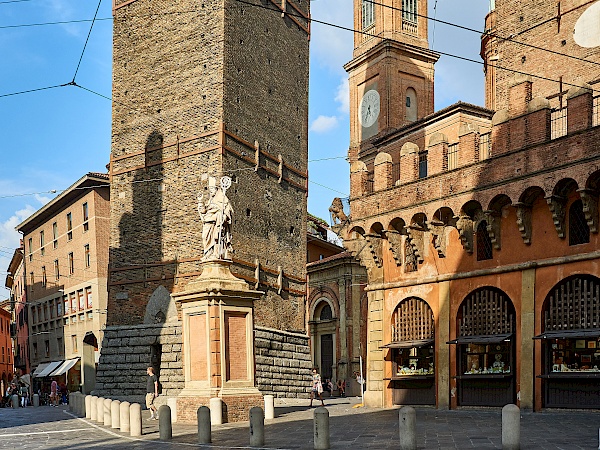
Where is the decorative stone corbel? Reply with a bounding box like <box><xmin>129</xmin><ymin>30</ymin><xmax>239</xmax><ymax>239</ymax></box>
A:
<box><xmin>578</xmin><ymin>189</ymin><xmax>599</xmax><ymax>233</ymax></box>
<box><xmin>344</xmin><ymin>237</ymin><xmax>376</xmax><ymax>269</ymax></box>
<box><xmin>406</xmin><ymin>226</ymin><xmax>425</xmax><ymax>263</ymax></box>
<box><xmin>385</xmin><ymin>230</ymin><xmax>403</xmax><ymax>265</ymax></box>
<box><xmin>254</xmin><ymin>258</ymin><xmax>261</xmax><ymax>289</ymax></box>
<box><xmin>427</xmin><ymin>219</ymin><xmax>447</xmax><ymax>258</ymax></box>
<box><xmin>546</xmin><ymin>195</ymin><xmax>567</xmax><ymax>238</ymax></box>
<box><xmin>513</xmin><ymin>202</ymin><xmax>533</xmax><ymax>244</ymax></box>
<box><xmin>455</xmin><ymin>215</ymin><xmax>474</xmax><ymax>253</ymax></box>
<box><xmin>483</xmin><ymin>210</ymin><xmax>502</xmax><ymax>250</ymax></box>
<box><xmin>365</xmin><ymin>233</ymin><xmax>384</xmax><ymax>268</ymax></box>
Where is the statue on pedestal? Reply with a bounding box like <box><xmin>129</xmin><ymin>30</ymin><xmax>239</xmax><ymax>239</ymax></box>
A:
<box><xmin>197</xmin><ymin>176</ymin><xmax>233</xmax><ymax>261</ymax></box>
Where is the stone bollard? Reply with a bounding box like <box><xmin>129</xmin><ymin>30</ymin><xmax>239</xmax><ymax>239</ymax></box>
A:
<box><xmin>209</xmin><ymin>397</ymin><xmax>223</xmax><ymax>425</ymax></box>
<box><xmin>130</xmin><ymin>403</ymin><xmax>142</xmax><ymax>437</ymax></box>
<box><xmin>68</xmin><ymin>393</ymin><xmax>74</xmax><ymax>412</ymax></box>
<box><xmin>398</xmin><ymin>406</ymin><xmax>417</xmax><ymax>450</ymax></box>
<box><xmin>314</xmin><ymin>407</ymin><xmax>330</xmax><ymax>450</ymax></box>
<box><xmin>197</xmin><ymin>406</ymin><xmax>211</xmax><ymax>444</ymax></box>
<box><xmin>249</xmin><ymin>406</ymin><xmax>265</xmax><ymax>447</ymax></box>
<box><xmin>167</xmin><ymin>397</ymin><xmax>178</xmax><ymax>423</ymax></box>
<box><xmin>158</xmin><ymin>405</ymin><xmax>172</xmax><ymax>441</ymax></box>
<box><xmin>33</xmin><ymin>393</ymin><xmax>39</xmax><ymax>407</ymax></box>
<box><xmin>91</xmin><ymin>396</ymin><xmax>98</xmax><ymax>421</ymax></box>
<box><xmin>79</xmin><ymin>394</ymin><xmax>85</xmax><ymax>416</ymax></box>
<box><xmin>111</xmin><ymin>400</ymin><xmax>121</xmax><ymax>429</ymax></box>
<box><xmin>502</xmin><ymin>404</ymin><xmax>520</xmax><ymax>450</ymax></box>
<box><xmin>96</xmin><ymin>397</ymin><xmax>104</xmax><ymax>423</ymax></box>
<box><xmin>264</xmin><ymin>395</ymin><xmax>275</xmax><ymax>420</ymax></box>
<box><xmin>73</xmin><ymin>393</ymin><xmax>80</xmax><ymax>415</ymax></box>
<box><xmin>103</xmin><ymin>398</ymin><xmax>112</xmax><ymax>426</ymax></box>
<box><xmin>120</xmin><ymin>401</ymin><xmax>131</xmax><ymax>433</ymax></box>
<box><xmin>76</xmin><ymin>393</ymin><xmax>83</xmax><ymax>415</ymax></box>
<box><xmin>11</xmin><ymin>394</ymin><xmax>18</xmax><ymax>409</ymax></box>
<box><xmin>85</xmin><ymin>395</ymin><xmax>92</xmax><ymax>419</ymax></box>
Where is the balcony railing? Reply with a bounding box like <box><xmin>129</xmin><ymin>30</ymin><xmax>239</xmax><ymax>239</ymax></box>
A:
<box><xmin>402</xmin><ymin>19</ymin><xmax>417</xmax><ymax>35</ymax></box>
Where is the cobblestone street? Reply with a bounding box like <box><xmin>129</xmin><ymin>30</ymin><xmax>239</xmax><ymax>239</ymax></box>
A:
<box><xmin>0</xmin><ymin>398</ymin><xmax>598</xmax><ymax>449</ymax></box>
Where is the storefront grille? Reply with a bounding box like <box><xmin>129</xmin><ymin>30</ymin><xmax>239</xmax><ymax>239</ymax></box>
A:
<box><xmin>458</xmin><ymin>288</ymin><xmax>515</xmax><ymax>336</ymax></box>
<box><xmin>392</xmin><ymin>297</ymin><xmax>434</xmax><ymax>342</ymax></box>
<box><xmin>544</xmin><ymin>275</ymin><xmax>600</xmax><ymax>331</ymax></box>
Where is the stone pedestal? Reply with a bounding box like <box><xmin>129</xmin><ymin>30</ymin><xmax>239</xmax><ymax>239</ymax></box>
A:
<box><xmin>172</xmin><ymin>260</ymin><xmax>263</xmax><ymax>423</ymax></box>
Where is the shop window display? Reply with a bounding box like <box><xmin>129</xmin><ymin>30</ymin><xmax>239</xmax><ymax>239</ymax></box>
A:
<box><xmin>393</xmin><ymin>345</ymin><xmax>434</xmax><ymax>377</ymax></box>
<box><xmin>462</xmin><ymin>342</ymin><xmax>511</xmax><ymax>375</ymax></box>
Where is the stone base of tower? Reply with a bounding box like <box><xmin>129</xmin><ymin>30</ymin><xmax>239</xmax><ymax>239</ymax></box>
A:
<box><xmin>175</xmin><ymin>393</ymin><xmax>264</xmax><ymax>423</ymax></box>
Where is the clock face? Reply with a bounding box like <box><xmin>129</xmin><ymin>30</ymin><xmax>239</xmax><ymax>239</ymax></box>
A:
<box><xmin>359</xmin><ymin>89</ymin><xmax>380</xmax><ymax>128</ymax></box>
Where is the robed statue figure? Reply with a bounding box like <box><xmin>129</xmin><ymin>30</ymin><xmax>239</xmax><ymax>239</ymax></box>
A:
<box><xmin>197</xmin><ymin>176</ymin><xmax>233</xmax><ymax>261</ymax></box>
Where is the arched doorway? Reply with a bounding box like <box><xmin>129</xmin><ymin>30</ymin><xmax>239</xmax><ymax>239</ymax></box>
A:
<box><xmin>310</xmin><ymin>299</ymin><xmax>337</xmax><ymax>382</ymax></box>
<box><xmin>384</xmin><ymin>297</ymin><xmax>435</xmax><ymax>405</ymax></box>
<box><xmin>536</xmin><ymin>275</ymin><xmax>600</xmax><ymax>408</ymax></box>
<box><xmin>450</xmin><ymin>287</ymin><xmax>516</xmax><ymax>406</ymax></box>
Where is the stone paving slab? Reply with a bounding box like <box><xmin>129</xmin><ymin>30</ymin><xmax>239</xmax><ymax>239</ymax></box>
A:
<box><xmin>0</xmin><ymin>398</ymin><xmax>598</xmax><ymax>449</ymax></box>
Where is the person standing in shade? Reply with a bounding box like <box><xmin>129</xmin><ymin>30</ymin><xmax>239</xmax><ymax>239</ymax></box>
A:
<box><xmin>309</xmin><ymin>368</ymin><xmax>324</xmax><ymax>407</ymax></box>
<box><xmin>146</xmin><ymin>366</ymin><xmax>159</xmax><ymax>420</ymax></box>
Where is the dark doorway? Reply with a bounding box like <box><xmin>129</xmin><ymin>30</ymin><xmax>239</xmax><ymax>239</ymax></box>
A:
<box><xmin>150</xmin><ymin>344</ymin><xmax>162</xmax><ymax>380</ymax></box>
<box><xmin>320</xmin><ymin>334</ymin><xmax>333</xmax><ymax>380</ymax></box>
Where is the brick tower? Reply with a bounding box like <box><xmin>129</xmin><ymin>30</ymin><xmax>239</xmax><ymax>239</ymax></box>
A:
<box><xmin>345</xmin><ymin>0</ymin><xmax>439</xmax><ymax>147</ymax></box>
<box><xmin>96</xmin><ymin>0</ymin><xmax>311</xmax><ymax>415</ymax></box>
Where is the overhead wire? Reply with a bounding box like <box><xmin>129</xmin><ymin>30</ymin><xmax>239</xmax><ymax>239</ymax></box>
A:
<box><xmin>72</xmin><ymin>0</ymin><xmax>104</xmax><ymax>82</ymax></box>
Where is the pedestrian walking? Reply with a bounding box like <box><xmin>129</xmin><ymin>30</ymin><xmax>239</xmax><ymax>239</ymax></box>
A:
<box><xmin>145</xmin><ymin>366</ymin><xmax>159</xmax><ymax>420</ymax></box>
<box><xmin>19</xmin><ymin>383</ymin><xmax>28</xmax><ymax>407</ymax></box>
<box><xmin>309</xmin><ymin>368</ymin><xmax>324</xmax><ymax>407</ymax></box>
<box><xmin>336</xmin><ymin>379</ymin><xmax>345</xmax><ymax>397</ymax></box>
<box><xmin>49</xmin><ymin>379</ymin><xmax>58</xmax><ymax>407</ymax></box>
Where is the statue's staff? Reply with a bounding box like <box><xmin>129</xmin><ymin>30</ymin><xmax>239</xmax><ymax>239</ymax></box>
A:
<box><xmin>217</xmin><ymin>176</ymin><xmax>232</xmax><ymax>259</ymax></box>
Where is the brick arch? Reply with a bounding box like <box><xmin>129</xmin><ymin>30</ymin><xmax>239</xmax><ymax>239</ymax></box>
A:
<box><xmin>432</xmin><ymin>207</ymin><xmax>454</xmax><ymax>225</ymax></box>
<box><xmin>308</xmin><ymin>286</ymin><xmax>339</xmax><ymax>321</ymax></box>
<box><xmin>552</xmin><ymin>178</ymin><xmax>579</xmax><ymax>197</ymax></box>
<box><xmin>488</xmin><ymin>193</ymin><xmax>512</xmax><ymax>213</ymax></box>
<box><xmin>370</xmin><ymin>222</ymin><xmax>384</xmax><ymax>235</ymax></box>
<box><xmin>519</xmin><ymin>186</ymin><xmax>546</xmax><ymax>205</ymax></box>
<box><xmin>457</xmin><ymin>286</ymin><xmax>516</xmax><ymax>337</ymax></box>
<box><xmin>387</xmin><ymin>217</ymin><xmax>406</xmax><ymax>232</ymax></box>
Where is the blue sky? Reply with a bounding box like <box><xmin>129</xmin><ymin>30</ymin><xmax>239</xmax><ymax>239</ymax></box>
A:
<box><xmin>0</xmin><ymin>0</ymin><xmax>490</xmax><ymax>294</ymax></box>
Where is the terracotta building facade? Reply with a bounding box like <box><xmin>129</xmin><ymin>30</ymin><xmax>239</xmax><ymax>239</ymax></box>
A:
<box><xmin>342</xmin><ymin>0</ymin><xmax>600</xmax><ymax>411</ymax></box>
<box><xmin>16</xmin><ymin>173</ymin><xmax>110</xmax><ymax>394</ymax></box>
<box><xmin>5</xmin><ymin>244</ymin><xmax>28</xmax><ymax>378</ymax></box>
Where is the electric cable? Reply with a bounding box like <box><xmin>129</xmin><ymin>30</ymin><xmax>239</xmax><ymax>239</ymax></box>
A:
<box><xmin>72</xmin><ymin>0</ymin><xmax>104</xmax><ymax>82</ymax></box>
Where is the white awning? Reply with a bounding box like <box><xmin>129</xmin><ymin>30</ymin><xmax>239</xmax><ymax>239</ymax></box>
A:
<box><xmin>49</xmin><ymin>358</ymin><xmax>79</xmax><ymax>377</ymax></box>
<box><xmin>32</xmin><ymin>362</ymin><xmax>51</xmax><ymax>378</ymax></box>
<box><xmin>35</xmin><ymin>361</ymin><xmax>63</xmax><ymax>378</ymax></box>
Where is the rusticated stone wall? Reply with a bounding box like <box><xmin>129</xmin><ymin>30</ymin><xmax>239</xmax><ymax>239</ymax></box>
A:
<box><xmin>254</xmin><ymin>326</ymin><xmax>312</xmax><ymax>398</ymax></box>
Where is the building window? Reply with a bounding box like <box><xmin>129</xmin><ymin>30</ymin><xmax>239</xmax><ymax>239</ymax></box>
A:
<box><xmin>72</xmin><ymin>335</ymin><xmax>78</xmax><ymax>353</ymax></box>
<box><xmin>41</xmin><ymin>266</ymin><xmax>46</xmax><ymax>288</ymax></box>
<box><xmin>418</xmin><ymin>151</ymin><xmax>428</xmax><ymax>179</ymax></box>
<box><xmin>85</xmin><ymin>287</ymin><xmax>93</xmax><ymax>309</ymax></box>
<box><xmin>84</xmin><ymin>244</ymin><xmax>90</xmax><ymax>268</ymax></box>
<box><xmin>476</xmin><ymin>221</ymin><xmax>493</xmax><ymax>261</ymax></box>
<box><xmin>78</xmin><ymin>290</ymin><xmax>84</xmax><ymax>311</ymax></box>
<box><xmin>66</xmin><ymin>212</ymin><xmax>73</xmax><ymax>240</ymax></box>
<box><xmin>64</xmin><ymin>296</ymin><xmax>69</xmax><ymax>315</ymax></box>
<box><xmin>70</xmin><ymin>293</ymin><xmax>77</xmax><ymax>314</ymax></box>
<box><xmin>53</xmin><ymin>222</ymin><xmax>58</xmax><ymax>248</ymax></box>
<box><xmin>30</xmin><ymin>271</ymin><xmax>34</xmax><ymax>287</ymax></box>
<box><xmin>402</xmin><ymin>0</ymin><xmax>417</xmax><ymax>23</ymax></box>
<box><xmin>57</xmin><ymin>337</ymin><xmax>63</xmax><ymax>356</ymax></box>
<box><xmin>362</xmin><ymin>0</ymin><xmax>374</xmax><ymax>29</ymax></box>
<box><xmin>57</xmin><ymin>300</ymin><xmax>63</xmax><ymax>316</ymax></box>
<box><xmin>68</xmin><ymin>252</ymin><xmax>74</xmax><ymax>275</ymax></box>
<box><xmin>82</xmin><ymin>202</ymin><xmax>89</xmax><ymax>232</ymax></box>
<box><xmin>28</xmin><ymin>238</ymin><xmax>33</xmax><ymax>262</ymax></box>
<box><xmin>319</xmin><ymin>303</ymin><xmax>333</xmax><ymax>320</ymax></box>
<box><xmin>44</xmin><ymin>340</ymin><xmax>50</xmax><ymax>357</ymax></box>
<box><xmin>447</xmin><ymin>143</ymin><xmax>459</xmax><ymax>170</ymax></box>
<box><xmin>54</xmin><ymin>259</ymin><xmax>60</xmax><ymax>281</ymax></box>
<box><xmin>40</xmin><ymin>230</ymin><xmax>45</xmax><ymax>256</ymax></box>
<box><xmin>568</xmin><ymin>199</ymin><xmax>590</xmax><ymax>246</ymax></box>
<box><xmin>33</xmin><ymin>343</ymin><xmax>38</xmax><ymax>359</ymax></box>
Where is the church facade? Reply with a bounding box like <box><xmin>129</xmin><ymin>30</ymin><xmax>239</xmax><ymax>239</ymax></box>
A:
<box><xmin>342</xmin><ymin>0</ymin><xmax>600</xmax><ymax>410</ymax></box>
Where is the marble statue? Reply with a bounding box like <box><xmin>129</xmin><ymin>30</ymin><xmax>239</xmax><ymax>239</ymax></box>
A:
<box><xmin>197</xmin><ymin>176</ymin><xmax>233</xmax><ymax>261</ymax></box>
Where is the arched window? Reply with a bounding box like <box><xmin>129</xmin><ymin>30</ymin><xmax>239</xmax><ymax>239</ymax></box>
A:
<box><xmin>405</xmin><ymin>88</ymin><xmax>418</xmax><ymax>122</ymax></box>
<box><xmin>568</xmin><ymin>199</ymin><xmax>590</xmax><ymax>246</ymax></box>
<box><xmin>319</xmin><ymin>303</ymin><xmax>333</xmax><ymax>320</ymax></box>
<box><xmin>362</xmin><ymin>0</ymin><xmax>375</xmax><ymax>29</ymax></box>
<box><xmin>476</xmin><ymin>221</ymin><xmax>493</xmax><ymax>261</ymax></box>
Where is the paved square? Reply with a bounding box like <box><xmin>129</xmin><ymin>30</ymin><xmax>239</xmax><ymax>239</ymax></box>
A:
<box><xmin>0</xmin><ymin>398</ymin><xmax>598</xmax><ymax>449</ymax></box>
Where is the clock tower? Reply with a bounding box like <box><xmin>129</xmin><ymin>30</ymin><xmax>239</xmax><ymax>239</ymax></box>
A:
<box><xmin>345</xmin><ymin>0</ymin><xmax>439</xmax><ymax>148</ymax></box>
